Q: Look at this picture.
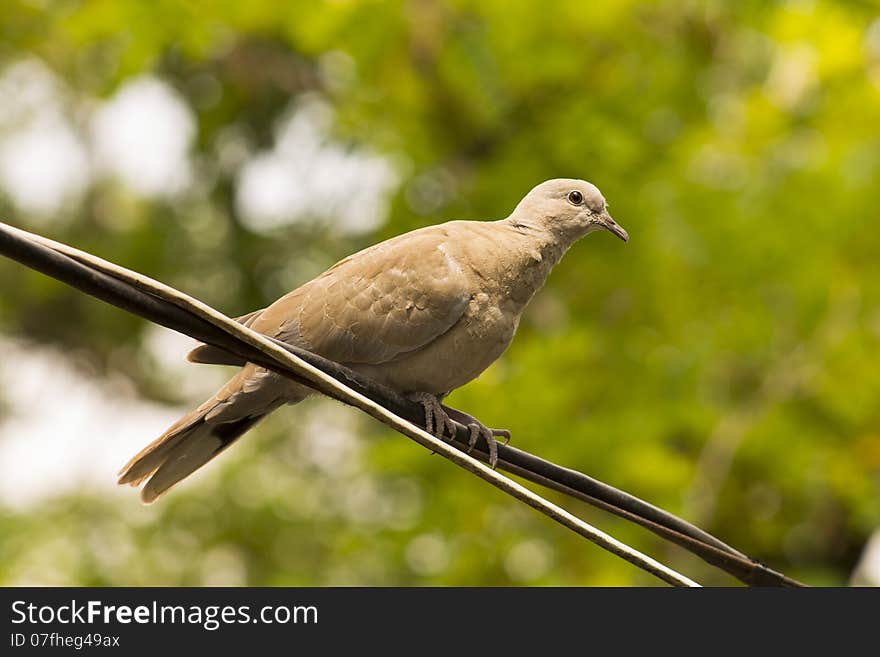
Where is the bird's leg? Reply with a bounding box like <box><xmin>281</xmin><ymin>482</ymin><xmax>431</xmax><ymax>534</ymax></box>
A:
<box><xmin>406</xmin><ymin>394</ymin><xmax>508</xmax><ymax>468</ymax></box>
<box><xmin>441</xmin><ymin>405</ymin><xmax>511</xmax><ymax>469</ymax></box>
<box><xmin>407</xmin><ymin>392</ymin><xmax>456</xmax><ymax>441</ymax></box>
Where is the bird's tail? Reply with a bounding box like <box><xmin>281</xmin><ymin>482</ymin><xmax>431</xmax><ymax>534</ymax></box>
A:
<box><xmin>118</xmin><ymin>367</ymin><xmax>301</xmax><ymax>503</ymax></box>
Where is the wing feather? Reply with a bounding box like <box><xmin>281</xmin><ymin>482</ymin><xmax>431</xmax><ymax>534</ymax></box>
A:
<box><xmin>252</xmin><ymin>225</ymin><xmax>471</xmax><ymax>365</ymax></box>
<box><xmin>186</xmin><ymin>223</ymin><xmax>472</xmax><ymax>367</ymax></box>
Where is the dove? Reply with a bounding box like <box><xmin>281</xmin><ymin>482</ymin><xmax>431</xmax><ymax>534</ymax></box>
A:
<box><xmin>118</xmin><ymin>178</ymin><xmax>628</xmax><ymax>503</ymax></box>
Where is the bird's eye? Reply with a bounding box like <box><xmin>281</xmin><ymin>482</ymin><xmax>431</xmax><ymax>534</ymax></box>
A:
<box><xmin>567</xmin><ymin>190</ymin><xmax>583</xmax><ymax>205</ymax></box>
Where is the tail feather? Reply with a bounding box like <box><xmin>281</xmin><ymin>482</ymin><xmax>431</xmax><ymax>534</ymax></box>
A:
<box><xmin>140</xmin><ymin>414</ymin><xmax>266</xmax><ymax>503</ymax></box>
<box><xmin>117</xmin><ymin>411</ymin><xmax>205</xmax><ymax>487</ymax></box>
<box><xmin>119</xmin><ymin>412</ymin><xmax>268</xmax><ymax>504</ymax></box>
<box><xmin>120</xmin><ymin>364</ymin><xmax>309</xmax><ymax>503</ymax></box>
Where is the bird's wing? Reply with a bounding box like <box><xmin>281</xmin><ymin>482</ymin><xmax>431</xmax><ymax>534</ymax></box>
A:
<box><xmin>252</xmin><ymin>225</ymin><xmax>472</xmax><ymax>365</ymax></box>
<box><xmin>185</xmin><ymin>308</ymin><xmax>268</xmax><ymax>366</ymax></box>
<box><xmin>234</xmin><ymin>308</ymin><xmax>266</xmax><ymax>327</ymax></box>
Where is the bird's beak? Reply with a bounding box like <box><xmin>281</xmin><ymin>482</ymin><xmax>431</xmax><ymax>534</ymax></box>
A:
<box><xmin>599</xmin><ymin>211</ymin><xmax>629</xmax><ymax>242</ymax></box>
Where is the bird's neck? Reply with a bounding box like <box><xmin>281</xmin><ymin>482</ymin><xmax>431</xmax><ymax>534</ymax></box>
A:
<box><xmin>504</xmin><ymin>215</ymin><xmax>580</xmax><ymax>263</ymax></box>
<box><xmin>495</xmin><ymin>219</ymin><xmax>576</xmax><ymax>307</ymax></box>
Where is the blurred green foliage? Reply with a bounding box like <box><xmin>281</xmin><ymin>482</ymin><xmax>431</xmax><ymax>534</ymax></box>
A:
<box><xmin>1</xmin><ymin>0</ymin><xmax>880</xmax><ymax>586</ymax></box>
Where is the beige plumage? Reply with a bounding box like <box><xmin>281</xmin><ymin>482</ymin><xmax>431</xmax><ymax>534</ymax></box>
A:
<box><xmin>119</xmin><ymin>178</ymin><xmax>628</xmax><ymax>503</ymax></box>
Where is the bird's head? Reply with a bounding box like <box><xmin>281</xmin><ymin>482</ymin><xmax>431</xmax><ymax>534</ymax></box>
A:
<box><xmin>509</xmin><ymin>178</ymin><xmax>628</xmax><ymax>243</ymax></box>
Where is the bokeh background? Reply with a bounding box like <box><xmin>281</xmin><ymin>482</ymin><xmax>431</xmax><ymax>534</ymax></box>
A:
<box><xmin>1</xmin><ymin>0</ymin><xmax>880</xmax><ymax>586</ymax></box>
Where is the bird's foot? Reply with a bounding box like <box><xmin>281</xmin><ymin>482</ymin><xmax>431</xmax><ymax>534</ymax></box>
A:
<box><xmin>407</xmin><ymin>392</ymin><xmax>457</xmax><ymax>441</ymax></box>
<box><xmin>442</xmin><ymin>405</ymin><xmax>510</xmax><ymax>469</ymax></box>
<box><xmin>407</xmin><ymin>394</ymin><xmax>509</xmax><ymax>469</ymax></box>
<box><xmin>464</xmin><ymin>423</ymin><xmax>500</xmax><ymax>469</ymax></box>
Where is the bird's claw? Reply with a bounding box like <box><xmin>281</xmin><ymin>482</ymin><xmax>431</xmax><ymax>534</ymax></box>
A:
<box><xmin>408</xmin><ymin>394</ymin><xmax>506</xmax><ymax>469</ymax></box>
<box><xmin>466</xmin><ymin>423</ymin><xmax>499</xmax><ymax>469</ymax></box>
<box><xmin>408</xmin><ymin>393</ymin><xmax>456</xmax><ymax>441</ymax></box>
<box><xmin>492</xmin><ymin>428</ymin><xmax>512</xmax><ymax>445</ymax></box>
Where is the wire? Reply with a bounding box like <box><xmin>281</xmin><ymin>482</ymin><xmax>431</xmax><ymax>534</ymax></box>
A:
<box><xmin>0</xmin><ymin>220</ymin><xmax>804</xmax><ymax>586</ymax></box>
